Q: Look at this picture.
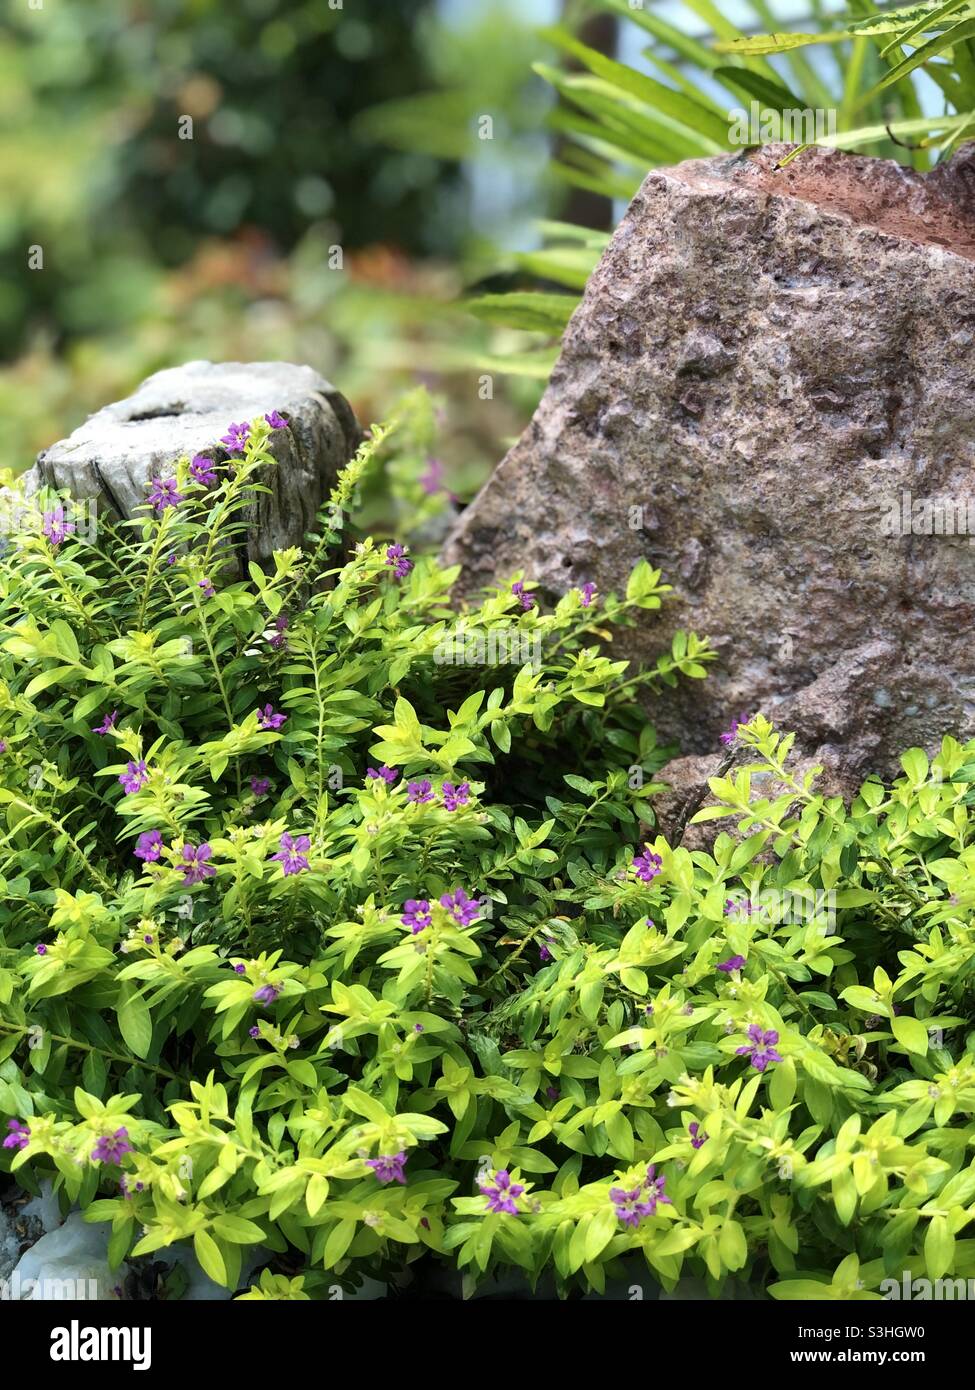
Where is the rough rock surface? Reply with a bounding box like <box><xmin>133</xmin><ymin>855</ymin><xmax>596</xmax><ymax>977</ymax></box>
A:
<box><xmin>444</xmin><ymin>144</ymin><xmax>975</xmax><ymax>790</ymax></box>
<box><xmin>26</xmin><ymin>360</ymin><xmax>360</xmax><ymax>564</ymax></box>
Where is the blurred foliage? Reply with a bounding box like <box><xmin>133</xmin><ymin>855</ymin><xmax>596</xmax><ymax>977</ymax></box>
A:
<box><xmin>2</xmin><ymin>0</ymin><xmax>566</xmax><ymax>489</ymax></box>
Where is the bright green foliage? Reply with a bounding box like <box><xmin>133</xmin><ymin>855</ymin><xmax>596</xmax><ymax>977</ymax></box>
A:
<box><xmin>2</xmin><ymin>423</ymin><xmax>975</xmax><ymax>1299</ymax></box>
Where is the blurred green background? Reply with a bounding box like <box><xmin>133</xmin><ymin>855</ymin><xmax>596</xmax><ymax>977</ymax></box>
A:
<box><xmin>2</xmin><ymin>0</ymin><xmax>582</xmax><ymax>494</ymax></box>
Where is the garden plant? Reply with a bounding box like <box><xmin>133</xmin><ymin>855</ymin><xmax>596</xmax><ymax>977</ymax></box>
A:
<box><xmin>2</xmin><ymin>416</ymin><xmax>974</xmax><ymax>1300</ymax></box>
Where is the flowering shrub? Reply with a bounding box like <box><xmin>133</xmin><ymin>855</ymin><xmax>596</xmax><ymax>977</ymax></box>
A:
<box><xmin>1</xmin><ymin>417</ymin><xmax>974</xmax><ymax>1300</ymax></box>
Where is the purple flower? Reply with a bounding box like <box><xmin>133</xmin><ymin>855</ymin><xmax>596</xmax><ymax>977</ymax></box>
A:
<box><xmin>35</xmin><ymin>944</ymin><xmax>47</xmax><ymax>956</ymax></box>
<box><xmin>633</xmin><ymin>847</ymin><xmax>663</xmax><ymax>883</ymax></box>
<box><xmin>385</xmin><ymin>543</ymin><xmax>413</xmax><ymax>579</ymax></box>
<box><xmin>198</xmin><ymin>578</ymin><xmax>215</xmax><ymax>599</ymax></box>
<box><xmin>134</xmin><ymin>830</ymin><xmax>163</xmax><ymax>863</ymax></box>
<box><xmin>366</xmin><ymin>1151</ymin><xmax>408</xmax><ymax>1185</ymax></box>
<box><xmin>420</xmin><ymin>457</ymin><xmax>447</xmax><ymax>496</ymax></box>
<box><xmin>440</xmin><ymin>888</ymin><xmax>480</xmax><ymax>927</ymax></box>
<box><xmin>689</xmin><ymin>1122</ymin><xmax>705</xmax><ymax>1150</ymax></box>
<box><xmin>442</xmin><ymin>781</ymin><xmax>470</xmax><ymax>811</ymax></box>
<box><xmin>258</xmin><ymin>704</ymin><xmax>287</xmax><ymax>730</ymax></box>
<box><xmin>166</xmin><ymin>553</ymin><xmax>177</xmax><ymax>566</ymax></box>
<box><xmin>511</xmin><ymin>580</ymin><xmax>535</xmax><ymax>611</ymax></box>
<box><xmin>402</xmin><ymin>899</ymin><xmax>432</xmax><ymax>934</ymax></box>
<box><xmin>479</xmin><ymin>1169</ymin><xmax>524</xmax><ymax>1215</ymax></box>
<box><xmin>94</xmin><ymin>710</ymin><xmax>118</xmax><ymax>735</ymax></box>
<box><xmin>3</xmin><ymin>1120</ymin><xmax>29</xmax><ymax>1151</ymax></box>
<box><xmin>367</xmin><ymin>765</ymin><xmax>398</xmax><ymax>785</ymax></box>
<box><xmin>42</xmin><ymin>506</ymin><xmax>76</xmax><ymax>547</ymax></box>
<box><xmin>579</xmin><ymin>581</ymin><xmax>597</xmax><ymax>608</ymax></box>
<box><xmin>717</xmin><ymin>954</ymin><xmax>747</xmax><ymax>973</ymax></box>
<box><xmin>720</xmin><ymin>712</ymin><xmax>751</xmax><ymax>747</ymax></box>
<box><xmin>269</xmin><ymin>613</ymin><xmax>289</xmax><ymax>650</ymax></box>
<box><xmin>610</xmin><ymin>1184</ymin><xmax>654</xmax><ymax>1228</ymax></box>
<box><xmin>272</xmin><ymin>832</ymin><xmax>310</xmax><ymax>876</ymax></box>
<box><xmin>644</xmin><ymin>1164</ymin><xmax>671</xmax><ymax>1213</ymax></box>
<box><xmin>407</xmin><ymin>779</ymin><xmax>434</xmax><ymax>805</ymax></box>
<box><xmin>181</xmin><ymin>843</ymin><xmax>216</xmax><ymax>886</ymax></box>
<box><xmin>189</xmin><ymin>454</ymin><xmax>218</xmax><ymax>487</ymax></box>
<box><xmin>119</xmin><ymin>1176</ymin><xmax>144</xmax><ymax>1198</ymax></box>
<box><xmin>736</xmin><ymin>1023</ymin><xmax>784</xmax><ymax>1072</ymax></box>
<box><xmin>92</xmin><ymin>1128</ymin><xmax>134</xmax><ymax>1165</ymax></box>
<box><xmin>220</xmin><ymin>421</ymin><xmax>250</xmax><ymax>455</ymax></box>
<box><xmin>147</xmin><ymin>477</ymin><xmax>184</xmax><ymax>513</ymax></box>
<box><xmin>545</xmin><ymin>1086</ymin><xmax>559</xmax><ymax>1101</ymax></box>
<box><xmin>249</xmin><ymin>1026</ymin><xmax>260</xmax><ymax>1038</ymax></box>
<box><xmin>265</xmin><ymin>411</ymin><xmax>288</xmax><ymax>430</ymax></box>
<box><xmin>234</xmin><ymin>964</ymin><xmax>246</xmax><ymax>975</ymax></box>
<box><xmin>250</xmin><ymin>776</ymin><xmax>271</xmax><ymax>798</ymax></box>
<box><xmin>119</xmin><ymin>760</ymin><xmax>148</xmax><ymax>795</ymax></box>
<box><xmin>253</xmin><ymin>984</ymin><xmax>280</xmax><ymax>1007</ymax></box>
<box><xmin>413</xmin><ymin>1023</ymin><xmax>424</xmax><ymax>1034</ymax></box>
<box><xmin>725</xmin><ymin>898</ymin><xmax>756</xmax><ymax>918</ymax></box>
<box><xmin>143</xmin><ymin>934</ymin><xmax>153</xmax><ymax>944</ymax></box>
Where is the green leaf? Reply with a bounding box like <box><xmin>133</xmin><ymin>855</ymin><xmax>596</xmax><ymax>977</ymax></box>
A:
<box><xmin>193</xmin><ymin>1229</ymin><xmax>227</xmax><ymax>1286</ymax></box>
<box><xmin>115</xmin><ymin>984</ymin><xmax>152</xmax><ymax>1060</ymax></box>
<box><xmin>892</xmin><ymin>1015</ymin><xmax>929</xmax><ymax>1056</ymax></box>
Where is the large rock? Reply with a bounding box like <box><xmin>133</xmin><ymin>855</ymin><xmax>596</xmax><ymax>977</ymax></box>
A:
<box><xmin>445</xmin><ymin>144</ymin><xmax>975</xmax><ymax>787</ymax></box>
<box><xmin>26</xmin><ymin>361</ymin><xmax>360</xmax><ymax>564</ymax></box>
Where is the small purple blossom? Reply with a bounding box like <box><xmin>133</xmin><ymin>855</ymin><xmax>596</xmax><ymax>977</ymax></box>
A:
<box><xmin>402</xmin><ymin>899</ymin><xmax>432</xmax><ymax>934</ymax></box>
<box><xmin>265</xmin><ymin>411</ymin><xmax>288</xmax><ymax>430</ymax></box>
<box><xmin>366</xmin><ymin>1152</ymin><xmax>408</xmax><ymax>1185</ymax></box>
<box><xmin>511</xmin><ymin>580</ymin><xmax>535</xmax><ymax>611</ymax></box>
<box><xmin>442</xmin><ymin>781</ymin><xmax>470</xmax><ymax>811</ymax></box>
<box><xmin>250</xmin><ymin>776</ymin><xmax>271</xmax><ymax>798</ymax></box>
<box><xmin>610</xmin><ymin>1185</ymin><xmax>654</xmax><ymax>1228</ymax></box>
<box><xmin>220</xmin><ymin>421</ymin><xmax>250</xmax><ymax>455</ymax></box>
<box><xmin>35</xmin><ymin>944</ymin><xmax>47</xmax><ymax>956</ymax></box>
<box><xmin>720</xmin><ymin>712</ymin><xmax>751</xmax><ymax>747</ymax></box>
<box><xmin>579</xmin><ymin>581</ymin><xmax>597</xmax><ymax>608</ymax></box>
<box><xmin>119</xmin><ymin>760</ymin><xmax>148</xmax><ymax>795</ymax></box>
<box><xmin>272</xmin><ymin>832</ymin><xmax>310</xmax><ymax>876</ymax></box>
<box><xmin>92</xmin><ymin>1128</ymin><xmax>134</xmax><ymax>1165</ymax></box>
<box><xmin>367</xmin><ymin>765</ymin><xmax>398</xmax><ymax>785</ymax></box>
<box><xmin>689</xmin><ymin>1122</ymin><xmax>705</xmax><ymax>1150</ymax></box>
<box><xmin>269</xmin><ymin>613</ymin><xmax>289</xmax><ymax>649</ymax></box>
<box><xmin>407</xmin><ymin>779</ymin><xmax>434</xmax><ymax>805</ymax></box>
<box><xmin>143</xmin><ymin>934</ymin><xmax>153</xmax><ymax>944</ymax></box>
<box><xmin>253</xmin><ymin>984</ymin><xmax>280</xmax><ymax>1007</ymax></box>
<box><xmin>440</xmin><ymin>888</ymin><xmax>480</xmax><ymax>927</ymax></box>
<box><xmin>736</xmin><ymin>1023</ymin><xmax>784</xmax><ymax>1073</ymax></box>
<box><xmin>198</xmin><ymin>578</ymin><xmax>215</xmax><ymax>599</ymax></box>
<box><xmin>147</xmin><ymin>477</ymin><xmax>184</xmax><ymax>513</ymax></box>
<box><xmin>3</xmin><ymin>1120</ymin><xmax>30</xmax><ymax>1151</ymax></box>
<box><xmin>539</xmin><ymin>944</ymin><xmax>552</xmax><ymax>963</ymax></box>
<box><xmin>479</xmin><ymin>1169</ymin><xmax>524</xmax><ymax>1215</ymax></box>
<box><xmin>94</xmin><ymin>710</ymin><xmax>118</xmax><ymax>735</ymax></box>
<box><xmin>181</xmin><ymin>843</ymin><xmax>216</xmax><ymax>886</ymax></box>
<box><xmin>119</xmin><ymin>1176</ymin><xmax>144</xmax><ymax>1198</ymax></box>
<box><xmin>42</xmin><ymin>506</ymin><xmax>76</xmax><ymax>547</ymax></box>
<box><xmin>725</xmin><ymin>898</ymin><xmax>756</xmax><ymax>918</ymax></box>
<box><xmin>258</xmin><ymin>704</ymin><xmax>287</xmax><ymax>730</ymax></box>
<box><xmin>134</xmin><ymin>830</ymin><xmax>163</xmax><ymax>863</ymax></box>
<box><xmin>413</xmin><ymin>1023</ymin><xmax>424</xmax><ymax>1034</ymax></box>
<box><xmin>249</xmin><ymin>1026</ymin><xmax>260</xmax><ymax>1038</ymax></box>
<box><xmin>633</xmin><ymin>847</ymin><xmax>663</xmax><ymax>883</ymax></box>
<box><xmin>234</xmin><ymin>964</ymin><xmax>246</xmax><ymax>975</ymax></box>
<box><xmin>644</xmin><ymin>1164</ymin><xmax>671</xmax><ymax>1213</ymax></box>
<box><xmin>419</xmin><ymin>456</ymin><xmax>449</xmax><ymax>497</ymax></box>
<box><xmin>385</xmin><ymin>543</ymin><xmax>413</xmax><ymax>579</ymax></box>
<box><xmin>717</xmin><ymin>954</ymin><xmax>747</xmax><ymax>973</ymax></box>
<box><xmin>189</xmin><ymin>454</ymin><xmax>218</xmax><ymax>487</ymax></box>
